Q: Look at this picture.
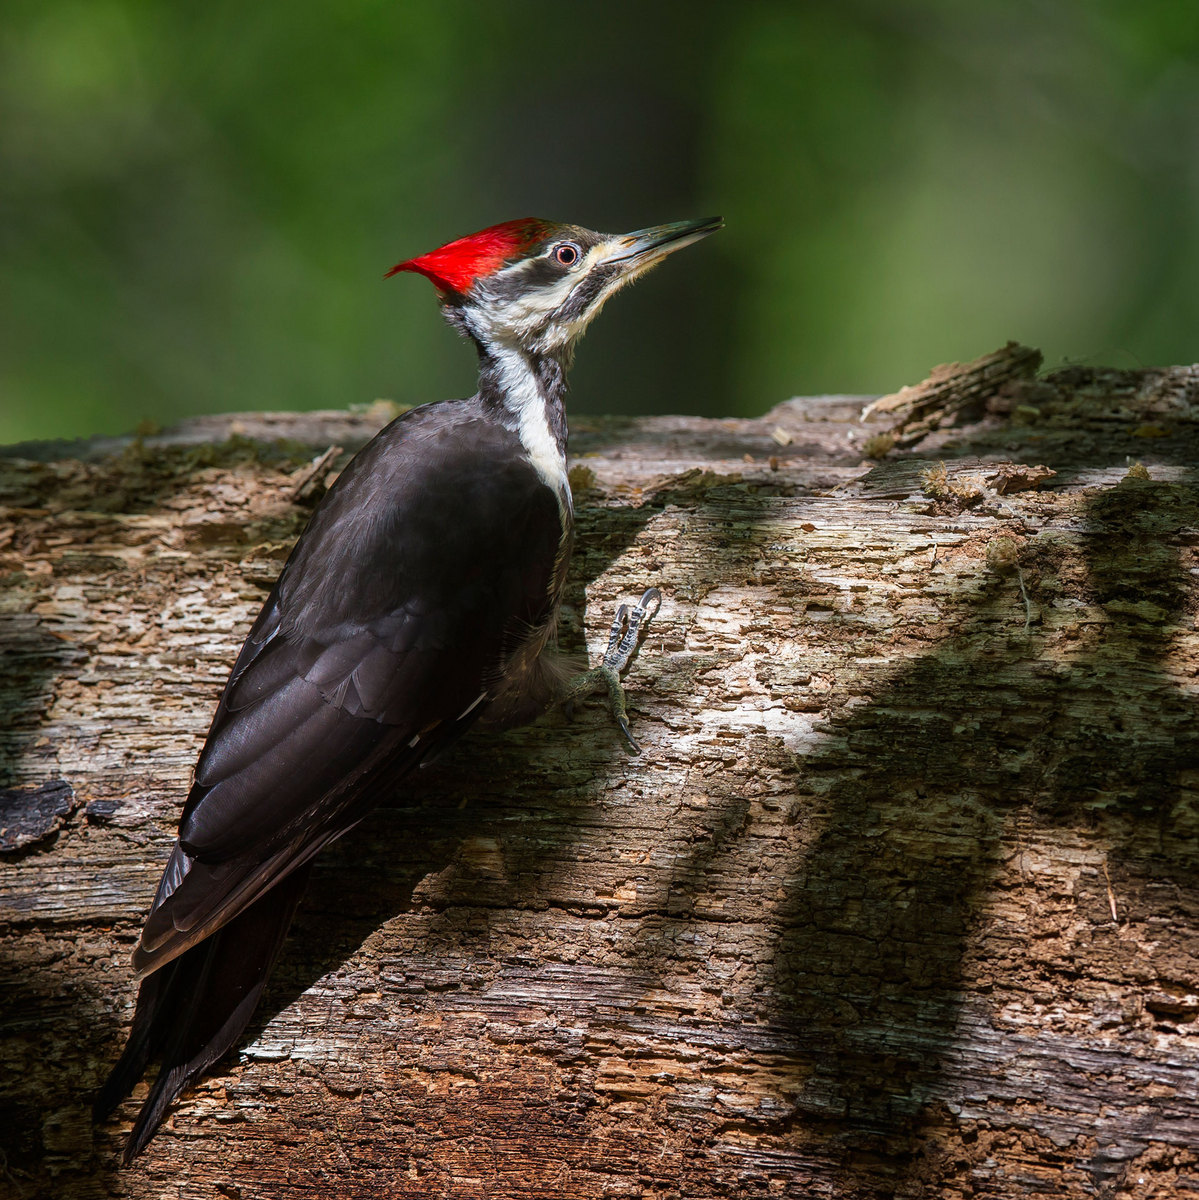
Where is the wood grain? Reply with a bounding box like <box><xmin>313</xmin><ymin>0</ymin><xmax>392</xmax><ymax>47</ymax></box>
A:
<box><xmin>2</xmin><ymin>358</ymin><xmax>1198</xmax><ymax>1198</ymax></box>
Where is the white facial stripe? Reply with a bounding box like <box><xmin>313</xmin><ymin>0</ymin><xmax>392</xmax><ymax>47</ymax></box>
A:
<box><xmin>579</xmin><ymin>243</ymin><xmax>608</xmax><ymax>273</ymax></box>
<box><xmin>535</xmin><ymin>263</ymin><xmax>644</xmax><ymax>352</ymax></box>
<box><xmin>496</xmin><ymin>274</ymin><xmax>577</xmax><ymax>335</ymax></box>
<box><xmin>474</xmin><ymin>243</ymin><xmax>611</xmax><ymax>344</ymax></box>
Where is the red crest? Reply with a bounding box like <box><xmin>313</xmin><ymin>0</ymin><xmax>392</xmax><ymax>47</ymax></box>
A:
<box><xmin>386</xmin><ymin>218</ymin><xmax>551</xmax><ymax>294</ymax></box>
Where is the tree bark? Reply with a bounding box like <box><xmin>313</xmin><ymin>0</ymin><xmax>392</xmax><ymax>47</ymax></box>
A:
<box><xmin>2</xmin><ymin>350</ymin><xmax>1198</xmax><ymax>1199</ymax></box>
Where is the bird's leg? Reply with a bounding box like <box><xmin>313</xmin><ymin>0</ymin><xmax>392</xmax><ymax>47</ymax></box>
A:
<box><xmin>562</xmin><ymin>588</ymin><xmax>662</xmax><ymax>754</ymax></box>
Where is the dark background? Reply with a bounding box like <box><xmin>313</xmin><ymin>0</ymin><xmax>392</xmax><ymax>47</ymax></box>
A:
<box><xmin>3</xmin><ymin>0</ymin><xmax>1197</xmax><ymax>444</ymax></box>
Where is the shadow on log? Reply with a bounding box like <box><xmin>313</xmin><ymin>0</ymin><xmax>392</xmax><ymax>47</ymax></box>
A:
<box><xmin>1</xmin><ymin>345</ymin><xmax>1198</xmax><ymax>1198</ymax></box>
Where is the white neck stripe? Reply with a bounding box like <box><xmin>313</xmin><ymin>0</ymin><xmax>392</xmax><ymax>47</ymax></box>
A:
<box><xmin>489</xmin><ymin>345</ymin><xmax>569</xmax><ymax>499</ymax></box>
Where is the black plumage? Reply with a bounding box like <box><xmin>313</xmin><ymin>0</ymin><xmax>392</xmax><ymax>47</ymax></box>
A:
<box><xmin>95</xmin><ymin>215</ymin><xmax>721</xmax><ymax>1160</ymax></box>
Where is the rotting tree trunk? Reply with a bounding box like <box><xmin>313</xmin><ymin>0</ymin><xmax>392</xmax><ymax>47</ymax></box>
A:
<box><xmin>2</xmin><ymin>350</ymin><xmax>1198</xmax><ymax>1199</ymax></box>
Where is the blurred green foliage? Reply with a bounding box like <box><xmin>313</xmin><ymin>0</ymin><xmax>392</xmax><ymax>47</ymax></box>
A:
<box><xmin>2</xmin><ymin>0</ymin><xmax>1198</xmax><ymax>443</ymax></box>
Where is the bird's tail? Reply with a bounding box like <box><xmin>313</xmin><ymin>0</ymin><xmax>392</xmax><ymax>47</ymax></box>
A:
<box><xmin>94</xmin><ymin>863</ymin><xmax>312</xmax><ymax>1162</ymax></box>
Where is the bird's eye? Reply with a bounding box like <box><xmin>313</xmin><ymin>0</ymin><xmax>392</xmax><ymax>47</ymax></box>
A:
<box><xmin>554</xmin><ymin>242</ymin><xmax>581</xmax><ymax>267</ymax></box>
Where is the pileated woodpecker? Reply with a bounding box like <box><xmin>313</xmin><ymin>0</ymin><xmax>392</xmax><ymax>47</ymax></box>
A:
<box><xmin>94</xmin><ymin>215</ymin><xmax>722</xmax><ymax>1159</ymax></box>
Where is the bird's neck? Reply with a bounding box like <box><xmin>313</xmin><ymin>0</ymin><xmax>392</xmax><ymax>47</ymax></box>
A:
<box><xmin>476</xmin><ymin>341</ymin><xmax>570</xmax><ymax>498</ymax></box>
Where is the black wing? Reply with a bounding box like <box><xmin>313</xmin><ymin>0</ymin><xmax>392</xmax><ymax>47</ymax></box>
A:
<box><xmin>133</xmin><ymin>400</ymin><xmax>564</xmax><ymax>977</ymax></box>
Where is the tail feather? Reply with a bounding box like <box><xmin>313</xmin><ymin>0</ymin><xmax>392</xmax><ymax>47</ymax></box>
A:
<box><xmin>92</xmin><ymin>965</ymin><xmax>173</xmax><ymax>1123</ymax></box>
<box><xmin>95</xmin><ymin>864</ymin><xmax>312</xmax><ymax>1162</ymax></box>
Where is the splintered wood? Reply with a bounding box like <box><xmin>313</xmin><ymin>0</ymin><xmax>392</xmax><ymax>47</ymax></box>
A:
<box><xmin>860</xmin><ymin>341</ymin><xmax>1044</xmax><ymax>448</ymax></box>
<box><xmin>2</xmin><ymin>351</ymin><xmax>1199</xmax><ymax>1199</ymax></box>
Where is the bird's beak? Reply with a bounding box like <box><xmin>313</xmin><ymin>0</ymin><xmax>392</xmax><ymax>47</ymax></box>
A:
<box><xmin>600</xmin><ymin>216</ymin><xmax>724</xmax><ymax>272</ymax></box>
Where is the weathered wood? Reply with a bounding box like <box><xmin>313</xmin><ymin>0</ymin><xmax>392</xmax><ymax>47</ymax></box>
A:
<box><xmin>2</xmin><ymin>357</ymin><xmax>1198</xmax><ymax>1198</ymax></box>
<box><xmin>860</xmin><ymin>340</ymin><xmax>1044</xmax><ymax>448</ymax></box>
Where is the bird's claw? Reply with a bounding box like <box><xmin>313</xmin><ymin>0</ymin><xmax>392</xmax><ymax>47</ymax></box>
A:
<box><xmin>616</xmin><ymin>711</ymin><xmax>638</xmax><ymax>755</ymax></box>
<box><xmin>602</xmin><ymin>587</ymin><xmax>662</xmax><ymax>674</ymax></box>
<box><xmin>564</xmin><ymin>587</ymin><xmax>662</xmax><ymax>754</ymax></box>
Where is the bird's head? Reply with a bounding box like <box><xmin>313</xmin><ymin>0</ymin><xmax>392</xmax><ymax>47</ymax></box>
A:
<box><xmin>388</xmin><ymin>216</ymin><xmax>722</xmax><ymax>358</ymax></box>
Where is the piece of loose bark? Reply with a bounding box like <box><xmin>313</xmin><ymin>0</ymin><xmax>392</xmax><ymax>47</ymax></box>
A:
<box><xmin>287</xmin><ymin>445</ymin><xmax>343</xmax><ymax>502</ymax></box>
<box><xmin>0</xmin><ymin>779</ymin><xmax>77</xmax><ymax>853</ymax></box>
<box><xmin>860</xmin><ymin>341</ymin><xmax>1044</xmax><ymax>447</ymax></box>
<box><xmin>985</xmin><ymin>462</ymin><xmax>1056</xmax><ymax>494</ymax></box>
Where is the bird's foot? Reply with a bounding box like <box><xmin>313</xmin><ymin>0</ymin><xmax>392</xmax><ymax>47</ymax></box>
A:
<box><xmin>563</xmin><ymin>588</ymin><xmax>662</xmax><ymax>754</ymax></box>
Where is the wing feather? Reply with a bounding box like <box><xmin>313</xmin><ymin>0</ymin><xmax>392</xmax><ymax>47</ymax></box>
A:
<box><xmin>134</xmin><ymin>402</ymin><xmax>565</xmax><ymax>977</ymax></box>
